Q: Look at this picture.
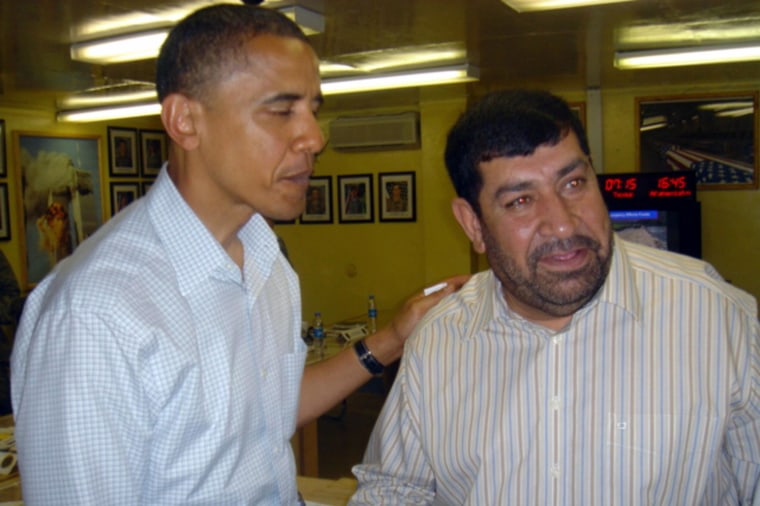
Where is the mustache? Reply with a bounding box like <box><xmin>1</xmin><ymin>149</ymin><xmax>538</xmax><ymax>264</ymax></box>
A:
<box><xmin>529</xmin><ymin>235</ymin><xmax>601</xmax><ymax>266</ymax></box>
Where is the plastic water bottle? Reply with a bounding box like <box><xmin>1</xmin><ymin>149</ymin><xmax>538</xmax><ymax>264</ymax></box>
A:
<box><xmin>367</xmin><ymin>295</ymin><xmax>377</xmax><ymax>334</ymax></box>
<box><xmin>312</xmin><ymin>311</ymin><xmax>325</xmax><ymax>359</ymax></box>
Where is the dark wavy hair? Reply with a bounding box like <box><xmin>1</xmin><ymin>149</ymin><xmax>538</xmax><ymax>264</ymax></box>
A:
<box><xmin>444</xmin><ymin>89</ymin><xmax>591</xmax><ymax>216</ymax></box>
<box><xmin>156</xmin><ymin>4</ymin><xmax>309</xmax><ymax>103</ymax></box>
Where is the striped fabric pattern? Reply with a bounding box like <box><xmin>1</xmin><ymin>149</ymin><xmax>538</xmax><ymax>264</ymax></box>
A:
<box><xmin>351</xmin><ymin>238</ymin><xmax>760</xmax><ymax>505</ymax></box>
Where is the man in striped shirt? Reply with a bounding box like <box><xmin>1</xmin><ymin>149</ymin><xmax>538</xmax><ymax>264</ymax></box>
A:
<box><xmin>350</xmin><ymin>89</ymin><xmax>760</xmax><ymax>505</ymax></box>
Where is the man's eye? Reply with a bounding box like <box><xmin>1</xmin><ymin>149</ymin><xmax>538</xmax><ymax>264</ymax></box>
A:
<box><xmin>505</xmin><ymin>196</ymin><xmax>530</xmax><ymax>209</ymax></box>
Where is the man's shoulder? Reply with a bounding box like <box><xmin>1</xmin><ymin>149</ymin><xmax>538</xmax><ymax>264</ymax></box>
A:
<box><xmin>619</xmin><ymin>239</ymin><xmax>756</xmax><ymax>315</ymax></box>
<box><xmin>411</xmin><ymin>272</ymin><xmax>493</xmax><ymax>341</ymax></box>
<box><xmin>30</xmin><ymin>207</ymin><xmax>171</xmax><ymax>314</ymax></box>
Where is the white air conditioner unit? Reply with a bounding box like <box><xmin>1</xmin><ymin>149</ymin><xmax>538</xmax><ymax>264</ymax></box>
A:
<box><xmin>329</xmin><ymin>112</ymin><xmax>420</xmax><ymax>150</ymax></box>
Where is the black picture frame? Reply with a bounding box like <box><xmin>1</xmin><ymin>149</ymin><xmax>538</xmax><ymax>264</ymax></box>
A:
<box><xmin>338</xmin><ymin>174</ymin><xmax>373</xmax><ymax>223</ymax></box>
<box><xmin>139</xmin><ymin>129</ymin><xmax>169</xmax><ymax>177</ymax></box>
<box><xmin>110</xmin><ymin>182</ymin><xmax>140</xmax><ymax>216</ymax></box>
<box><xmin>107</xmin><ymin>126</ymin><xmax>139</xmax><ymax>177</ymax></box>
<box><xmin>300</xmin><ymin>176</ymin><xmax>332</xmax><ymax>224</ymax></box>
<box><xmin>0</xmin><ymin>183</ymin><xmax>10</xmax><ymax>240</ymax></box>
<box><xmin>378</xmin><ymin>171</ymin><xmax>416</xmax><ymax>222</ymax></box>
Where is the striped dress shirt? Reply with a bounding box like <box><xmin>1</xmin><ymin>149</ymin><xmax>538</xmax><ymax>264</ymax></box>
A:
<box><xmin>12</xmin><ymin>167</ymin><xmax>306</xmax><ymax>505</ymax></box>
<box><xmin>351</xmin><ymin>238</ymin><xmax>760</xmax><ymax>505</ymax></box>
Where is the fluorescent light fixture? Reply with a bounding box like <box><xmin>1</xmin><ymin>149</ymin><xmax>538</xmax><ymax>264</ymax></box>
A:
<box><xmin>58</xmin><ymin>64</ymin><xmax>479</xmax><ymax>121</ymax></box>
<box><xmin>502</xmin><ymin>0</ymin><xmax>635</xmax><ymax>13</ymax></box>
<box><xmin>716</xmin><ymin>107</ymin><xmax>754</xmax><ymax>118</ymax></box>
<box><xmin>57</xmin><ymin>102</ymin><xmax>161</xmax><ymax>123</ymax></box>
<box><xmin>70</xmin><ymin>5</ymin><xmax>324</xmax><ymax>64</ymax></box>
<box><xmin>71</xmin><ymin>28</ymin><xmax>171</xmax><ymax>64</ymax></box>
<box><xmin>617</xmin><ymin>18</ymin><xmax>760</xmax><ymax>47</ymax></box>
<box><xmin>321</xmin><ymin>64</ymin><xmax>479</xmax><ymax>95</ymax></box>
<box><xmin>615</xmin><ymin>42</ymin><xmax>760</xmax><ymax>69</ymax></box>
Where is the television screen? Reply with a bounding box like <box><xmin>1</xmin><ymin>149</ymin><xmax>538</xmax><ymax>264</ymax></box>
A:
<box><xmin>610</xmin><ymin>210</ymin><xmax>668</xmax><ymax>251</ymax></box>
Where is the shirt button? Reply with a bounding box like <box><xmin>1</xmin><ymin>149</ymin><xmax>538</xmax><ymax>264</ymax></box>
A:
<box><xmin>550</xmin><ymin>396</ymin><xmax>561</xmax><ymax>410</ymax></box>
<box><xmin>261</xmin><ymin>369</ymin><xmax>267</xmax><ymax>378</ymax></box>
<box><xmin>551</xmin><ymin>464</ymin><xmax>560</xmax><ymax>479</ymax></box>
<box><xmin>552</xmin><ymin>335</ymin><xmax>562</xmax><ymax>345</ymax></box>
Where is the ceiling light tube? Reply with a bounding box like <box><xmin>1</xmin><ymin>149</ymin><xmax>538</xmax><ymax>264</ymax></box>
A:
<box><xmin>501</xmin><ymin>0</ymin><xmax>635</xmax><ymax>13</ymax></box>
<box><xmin>58</xmin><ymin>64</ymin><xmax>479</xmax><ymax>121</ymax></box>
<box><xmin>57</xmin><ymin>102</ymin><xmax>161</xmax><ymax>123</ymax></box>
<box><xmin>71</xmin><ymin>28</ymin><xmax>170</xmax><ymax>64</ymax></box>
<box><xmin>615</xmin><ymin>42</ymin><xmax>760</xmax><ymax>69</ymax></box>
<box><xmin>321</xmin><ymin>64</ymin><xmax>479</xmax><ymax>95</ymax></box>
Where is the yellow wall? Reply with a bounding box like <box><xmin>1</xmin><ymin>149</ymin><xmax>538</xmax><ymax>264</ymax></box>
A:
<box><xmin>2</xmin><ymin>79</ymin><xmax>759</xmax><ymax>325</ymax></box>
<box><xmin>277</xmin><ymin>89</ymin><xmax>471</xmax><ymax>324</ymax></box>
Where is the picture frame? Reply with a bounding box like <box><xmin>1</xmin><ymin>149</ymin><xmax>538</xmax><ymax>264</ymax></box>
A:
<box><xmin>107</xmin><ymin>126</ymin><xmax>139</xmax><ymax>176</ymax></box>
<box><xmin>338</xmin><ymin>174</ymin><xmax>373</xmax><ymax>223</ymax></box>
<box><xmin>0</xmin><ymin>183</ymin><xmax>10</xmax><ymax>240</ymax></box>
<box><xmin>636</xmin><ymin>92</ymin><xmax>758</xmax><ymax>190</ymax></box>
<box><xmin>300</xmin><ymin>176</ymin><xmax>332</xmax><ymax>224</ymax></box>
<box><xmin>378</xmin><ymin>171</ymin><xmax>416</xmax><ymax>222</ymax></box>
<box><xmin>139</xmin><ymin>129</ymin><xmax>169</xmax><ymax>177</ymax></box>
<box><xmin>141</xmin><ymin>181</ymin><xmax>154</xmax><ymax>196</ymax></box>
<box><xmin>13</xmin><ymin>131</ymin><xmax>103</xmax><ymax>288</ymax></box>
<box><xmin>110</xmin><ymin>182</ymin><xmax>140</xmax><ymax>216</ymax></box>
<box><xmin>0</xmin><ymin>119</ymin><xmax>6</xmax><ymax>177</ymax></box>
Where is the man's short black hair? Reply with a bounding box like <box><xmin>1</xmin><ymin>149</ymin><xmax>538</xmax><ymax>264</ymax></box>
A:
<box><xmin>156</xmin><ymin>4</ymin><xmax>309</xmax><ymax>103</ymax></box>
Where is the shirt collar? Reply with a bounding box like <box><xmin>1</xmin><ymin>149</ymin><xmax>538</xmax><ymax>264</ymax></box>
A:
<box><xmin>589</xmin><ymin>234</ymin><xmax>642</xmax><ymax>321</ymax></box>
<box><xmin>145</xmin><ymin>166</ymin><xmax>279</xmax><ymax>295</ymax></box>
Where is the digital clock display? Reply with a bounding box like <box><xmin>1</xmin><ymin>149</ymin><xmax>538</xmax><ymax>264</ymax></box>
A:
<box><xmin>597</xmin><ymin>171</ymin><xmax>696</xmax><ymax>203</ymax></box>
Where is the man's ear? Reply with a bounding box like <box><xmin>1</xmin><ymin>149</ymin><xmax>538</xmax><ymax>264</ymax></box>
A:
<box><xmin>451</xmin><ymin>197</ymin><xmax>486</xmax><ymax>254</ymax></box>
<box><xmin>160</xmin><ymin>94</ymin><xmax>200</xmax><ymax>151</ymax></box>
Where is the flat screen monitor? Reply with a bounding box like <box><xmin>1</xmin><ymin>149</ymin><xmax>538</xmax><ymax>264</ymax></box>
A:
<box><xmin>608</xmin><ymin>203</ymin><xmax>701</xmax><ymax>259</ymax></box>
<box><xmin>610</xmin><ymin>210</ymin><xmax>668</xmax><ymax>250</ymax></box>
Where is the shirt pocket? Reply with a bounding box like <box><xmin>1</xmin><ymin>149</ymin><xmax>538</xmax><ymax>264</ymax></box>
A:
<box><xmin>605</xmin><ymin>412</ymin><xmax>722</xmax><ymax>502</ymax></box>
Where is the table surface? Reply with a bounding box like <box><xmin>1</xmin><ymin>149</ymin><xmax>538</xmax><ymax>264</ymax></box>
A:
<box><xmin>0</xmin><ymin>475</ymin><xmax>357</xmax><ymax>505</ymax></box>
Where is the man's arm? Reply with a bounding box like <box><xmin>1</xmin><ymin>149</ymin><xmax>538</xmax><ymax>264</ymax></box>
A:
<box><xmin>297</xmin><ymin>275</ymin><xmax>469</xmax><ymax>427</ymax></box>
<box><xmin>349</xmin><ymin>344</ymin><xmax>435</xmax><ymax>504</ymax></box>
<box><xmin>13</xmin><ymin>310</ymin><xmax>147</xmax><ymax>504</ymax></box>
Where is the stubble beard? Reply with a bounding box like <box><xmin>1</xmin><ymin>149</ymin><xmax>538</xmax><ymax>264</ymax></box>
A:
<box><xmin>484</xmin><ymin>228</ymin><xmax>613</xmax><ymax>318</ymax></box>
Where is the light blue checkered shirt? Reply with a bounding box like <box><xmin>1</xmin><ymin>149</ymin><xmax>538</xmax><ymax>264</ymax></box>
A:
<box><xmin>12</xmin><ymin>167</ymin><xmax>306</xmax><ymax>505</ymax></box>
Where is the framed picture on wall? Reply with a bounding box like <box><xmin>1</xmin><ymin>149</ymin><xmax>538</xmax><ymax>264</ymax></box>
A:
<box><xmin>0</xmin><ymin>119</ymin><xmax>6</xmax><ymax>177</ymax></box>
<box><xmin>0</xmin><ymin>183</ymin><xmax>10</xmax><ymax>240</ymax></box>
<box><xmin>378</xmin><ymin>171</ymin><xmax>416</xmax><ymax>222</ymax></box>
<box><xmin>338</xmin><ymin>174</ymin><xmax>373</xmax><ymax>223</ymax></box>
<box><xmin>140</xmin><ymin>129</ymin><xmax>169</xmax><ymax>177</ymax></box>
<box><xmin>110</xmin><ymin>182</ymin><xmax>140</xmax><ymax>216</ymax></box>
<box><xmin>636</xmin><ymin>92</ymin><xmax>758</xmax><ymax>190</ymax></box>
<box><xmin>141</xmin><ymin>181</ymin><xmax>154</xmax><ymax>196</ymax></box>
<box><xmin>300</xmin><ymin>176</ymin><xmax>332</xmax><ymax>224</ymax></box>
<box><xmin>107</xmin><ymin>126</ymin><xmax>139</xmax><ymax>176</ymax></box>
<box><xmin>13</xmin><ymin>131</ymin><xmax>103</xmax><ymax>288</ymax></box>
